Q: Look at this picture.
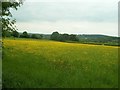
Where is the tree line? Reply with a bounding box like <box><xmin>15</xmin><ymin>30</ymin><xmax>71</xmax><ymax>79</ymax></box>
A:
<box><xmin>2</xmin><ymin>30</ymin><xmax>119</xmax><ymax>46</ymax></box>
<box><xmin>50</xmin><ymin>32</ymin><xmax>79</xmax><ymax>42</ymax></box>
<box><xmin>2</xmin><ymin>30</ymin><xmax>43</xmax><ymax>39</ymax></box>
<box><xmin>3</xmin><ymin>30</ymin><xmax>79</xmax><ymax>42</ymax></box>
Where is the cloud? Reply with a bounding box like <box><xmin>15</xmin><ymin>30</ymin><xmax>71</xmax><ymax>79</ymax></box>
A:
<box><xmin>11</xmin><ymin>1</ymin><xmax>118</xmax><ymax>36</ymax></box>
<box><xmin>12</xmin><ymin>2</ymin><xmax>117</xmax><ymax>22</ymax></box>
<box><xmin>26</xmin><ymin>0</ymin><xmax>119</xmax><ymax>3</ymax></box>
<box><xmin>16</xmin><ymin>21</ymin><xmax>118</xmax><ymax>36</ymax></box>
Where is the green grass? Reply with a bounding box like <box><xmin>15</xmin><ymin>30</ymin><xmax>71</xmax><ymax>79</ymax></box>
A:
<box><xmin>3</xmin><ymin>38</ymin><xmax>118</xmax><ymax>88</ymax></box>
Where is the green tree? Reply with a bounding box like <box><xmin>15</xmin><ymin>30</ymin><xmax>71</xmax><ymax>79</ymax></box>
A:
<box><xmin>39</xmin><ymin>34</ymin><xmax>43</xmax><ymax>39</ymax></box>
<box><xmin>51</xmin><ymin>31</ymin><xmax>79</xmax><ymax>42</ymax></box>
<box><xmin>2</xmin><ymin>30</ymin><xmax>12</xmax><ymax>38</ymax></box>
<box><xmin>31</xmin><ymin>34</ymin><xmax>37</xmax><ymax>39</ymax></box>
<box><xmin>50</xmin><ymin>31</ymin><xmax>60</xmax><ymax>41</ymax></box>
<box><xmin>12</xmin><ymin>30</ymin><xmax>19</xmax><ymax>37</ymax></box>
<box><xmin>20</xmin><ymin>31</ymin><xmax>29</xmax><ymax>38</ymax></box>
<box><xmin>69</xmin><ymin>34</ymin><xmax>79</xmax><ymax>41</ymax></box>
<box><xmin>59</xmin><ymin>34</ymin><xmax>69</xmax><ymax>41</ymax></box>
<box><xmin>31</xmin><ymin>34</ymin><xmax>43</xmax><ymax>39</ymax></box>
<box><xmin>1</xmin><ymin>0</ymin><xmax>23</xmax><ymax>37</ymax></box>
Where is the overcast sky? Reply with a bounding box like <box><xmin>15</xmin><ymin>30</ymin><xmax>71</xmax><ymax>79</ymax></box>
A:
<box><xmin>11</xmin><ymin>0</ymin><xmax>119</xmax><ymax>36</ymax></box>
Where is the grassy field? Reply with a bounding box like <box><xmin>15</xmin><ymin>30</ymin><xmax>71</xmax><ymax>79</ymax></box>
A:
<box><xmin>2</xmin><ymin>38</ymin><xmax>118</xmax><ymax>88</ymax></box>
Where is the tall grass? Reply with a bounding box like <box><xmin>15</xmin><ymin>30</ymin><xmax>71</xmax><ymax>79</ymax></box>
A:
<box><xmin>2</xmin><ymin>39</ymin><xmax>118</xmax><ymax>88</ymax></box>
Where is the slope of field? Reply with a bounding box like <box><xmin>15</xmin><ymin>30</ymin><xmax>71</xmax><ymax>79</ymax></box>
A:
<box><xmin>3</xmin><ymin>38</ymin><xmax>118</xmax><ymax>88</ymax></box>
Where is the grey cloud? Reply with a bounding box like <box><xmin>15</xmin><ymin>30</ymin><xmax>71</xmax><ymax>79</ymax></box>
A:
<box><xmin>11</xmin><ymin>2</ymin><xmax>117</xmax><ymax>22</ymax></box>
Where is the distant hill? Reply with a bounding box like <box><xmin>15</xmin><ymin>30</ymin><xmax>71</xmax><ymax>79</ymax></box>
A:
<box><xmin>78</xmin><ymin>34</ymin><xmax>110</xmax><ymax>38</ymax></box>
<box><xmin>77</xmin><ymin>34</ymin><xmax>119</xmax><ymax>46</ymax></box>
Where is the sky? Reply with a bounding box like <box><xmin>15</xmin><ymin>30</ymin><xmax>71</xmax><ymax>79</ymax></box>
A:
<box><xmin>11</xmin><ymin>0</ymin><xmax>119</xmax><ymax>36</ymax></box>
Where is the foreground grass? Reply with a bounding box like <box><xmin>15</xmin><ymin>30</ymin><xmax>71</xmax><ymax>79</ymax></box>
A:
<box><xmin>3</xmin><ymin>38</ymin><xmax>118</xmax><ymax>88</ymax></box>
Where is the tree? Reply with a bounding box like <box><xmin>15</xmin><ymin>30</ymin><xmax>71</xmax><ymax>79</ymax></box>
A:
<box><xmin>60</xmin><ymin>34</ymin><xmax>69</xmax><ymax>41</ymax></box>
<box><xmin>31</xmin><ymin>34</ymin><xmax>37</xmax><ymax>39</ymax></box>
<box><xmin>2</xmin><ymin>30</ymin><xmax>12</xmax><ymax>38</ymax></box>
<box><xmin>20</xmin><ymin>31</ymin><xmax>29</xmax><ymax>38</ymax></box>
<box><xmin>50</xmin><ymin>31</ymin><xmax>79</xmax><ymax>42</ymax></box>
<box><xmin>12</xmin><ymin>30</ymin><xmax>19</xmax><ymax>37</ymax></box>
<box><xmin>31</xmin><ymin>34</ymin><xmax>43</xmax><ymax>39</ymax></box>
<box><xmin>69</xmin><ymin>34</ymin><xmax>79</xmax><ymax>41</ymax></box>
<box><xmin>50</xmin><ymin>31</ymin><xmax>60</xmax><ymax>41</ymax></box>
<box><xmin>1</xmin><ymin>0</ymin><xmax>23</xmax><ymax>37</ymax></box>
<box><xmin>39</xmin><ymin>34</ymin><xmax>43</xmax><ymax>39</ymax></box>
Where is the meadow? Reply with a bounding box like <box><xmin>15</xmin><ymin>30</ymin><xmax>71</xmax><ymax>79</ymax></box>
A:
<box><xmin>2</xmin><ymin>38</ymin><xmax>118</xmax><ymax>88</ymax></box>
